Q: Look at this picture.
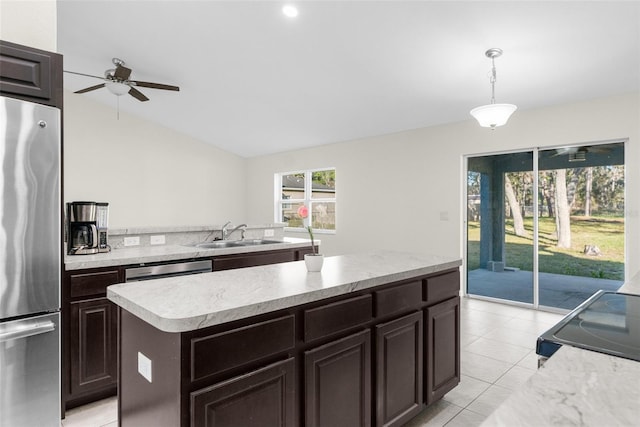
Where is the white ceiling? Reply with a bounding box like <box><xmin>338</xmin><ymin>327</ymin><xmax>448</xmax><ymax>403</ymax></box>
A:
<box><xmin>57</xmin><ymin>1</ymin><xmax>640</xmax><ymax>158</ymax></box>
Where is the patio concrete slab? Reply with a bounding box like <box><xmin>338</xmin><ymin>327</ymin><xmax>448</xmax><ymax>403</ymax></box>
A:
<box><xmin>467</xmin><ymin>269</ymin><xmax>623</xmax><ymax>310</ymax></box>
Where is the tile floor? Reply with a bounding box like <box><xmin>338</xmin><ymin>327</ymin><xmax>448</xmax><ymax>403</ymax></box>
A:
<box><xmin>61</xmin><ymin>297</ymin><xmax>564</xmax><ymax>427</ymax></box>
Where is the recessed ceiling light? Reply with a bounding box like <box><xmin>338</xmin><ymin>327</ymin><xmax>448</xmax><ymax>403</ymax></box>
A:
<box><xmin>282</xmin><ymin>4</ymin><xmax>299</xmax><ymax>18</ymax></box>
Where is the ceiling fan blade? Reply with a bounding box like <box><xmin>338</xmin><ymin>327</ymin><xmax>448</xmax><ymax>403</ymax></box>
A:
<box><xmin>64</xmin><ymin>70</ymin><xmax>106</xmax><ymax>80</ymax></box>
<box><xmin>114</xmin><ymin>64</ymin><xmax>132</xmax><ymax>80</ymax></box>
<box><xmin>128</xmin><ymin>87</ymin><xmax>149</xmax><ymax>102</ymax></box>
<box><xmin>131</xmin><ymin>80</ymin><xmax>180</xmax><ymax>91</ymax></box>
<box><xmin>74</xmin><ymin>83</ymin><xmax>106</xmax><ymax>94</ymax></box>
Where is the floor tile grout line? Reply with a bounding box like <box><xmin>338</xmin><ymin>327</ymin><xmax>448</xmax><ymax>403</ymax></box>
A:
<box><xmin>441</xmin><ymin>403</ymin><xmax>466</xmax><ymax>427</ymax></box>
<box><xmin>463</xmin><ymin>348</ymin><xmax>531</xmax><ymax>366</ymax></box>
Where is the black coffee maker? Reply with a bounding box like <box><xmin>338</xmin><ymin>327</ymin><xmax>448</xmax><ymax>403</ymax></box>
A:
<box><xmin>67</xmin><ymin>201</ymin><xmax>110</xmax><ymax>255</ymax></box>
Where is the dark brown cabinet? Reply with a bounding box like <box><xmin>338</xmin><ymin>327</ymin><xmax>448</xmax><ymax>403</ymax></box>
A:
<box><xmin>213</xmin><ymin>250</ymin><xmax>296</xmax><ymax>271</ymax></box>
<box><xmin>63</xmin><ymin>269</ymin><xmax>122</xmax><ymax>410</ymax></box>
<box><xmin>115</xmin><ymin>264</ymin><xmax>461</xmax><ymax>427</ymax></box>
<box><xmin>375</xmin><ymin>311</ymin><xmax>423</xmax><ymax>427</ymax></box>
<box><xmin>63</xmin><ymin>247</ymin><xmax>310</xmax><ymax>410</ymax></box>
<box><xmin>0</xmin><ymin>40</ymin><xmax>63</xmax><ymax>108</ymax></box>
<box><xmin>305</xmin><ymin>330</ymin><xmax>371</xmax><ymax>427</ymax></box>
<box><xmin>213</xmin><ymin>246</ymin><xmax>316</xmax><ymax>271</ymax></box>
<box><xmin>69</xmin><ymin>298</ymin><xmax>118</xmax><ymax>397</ymax></box>
<box><xmin>191</xmin><ymin>358</ymin><xmax>296</xmax><ymax>427</ymax></box>
<box><xmin>425</xmin><ymin>296</ymin><xmax>460</xmax><ymax>404</ymax></box>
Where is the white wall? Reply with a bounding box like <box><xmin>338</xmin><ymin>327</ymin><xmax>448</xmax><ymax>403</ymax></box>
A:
<box><xmin>64</xmin><ymin>91</ymin><xmax>246</xmax><ymax>228</ymax></box>
<box><xmin>246</xmin><ymin>93</ymin><xmax>640</xmax><ymax>278</ymax></box>
<box><xmin>0</xmin><ymin>0</ymin><xmax>57</xmax><ymax>51</ymax></box>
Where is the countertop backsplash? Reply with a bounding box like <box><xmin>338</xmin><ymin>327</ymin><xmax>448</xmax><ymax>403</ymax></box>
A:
<box><xmin>107</xmin><ymin>223</ymin><xmax>286</xmax><ymax>249</ymax></box>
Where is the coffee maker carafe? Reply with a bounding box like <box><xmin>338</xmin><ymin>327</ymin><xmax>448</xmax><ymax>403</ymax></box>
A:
<box><xmin>67</xmin><ymin>201</ymin><xmax>110</xmax><ymax>255</ymax></box>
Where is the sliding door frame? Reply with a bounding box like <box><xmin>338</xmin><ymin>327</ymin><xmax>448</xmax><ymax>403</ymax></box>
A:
<box><xmin>462</xmin><ymin>139</ymin><xmax>627</xmax><ymax>312</ymax></box>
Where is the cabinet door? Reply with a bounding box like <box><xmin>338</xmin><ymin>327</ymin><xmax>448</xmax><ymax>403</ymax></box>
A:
<box><xmin>191</xmin><ymin>358</ymin><xmax>296</xmax><ymax>427</ymax></box>
<box><xmin>375</xmin><ymin>311</ymin><xmax>423</xmax><ymax>427</ymax></box>
<box><xmin>69</xmin><ymin>298</ymin><xmax>118</xmax><ymax>397</ymax></box>
<box><xmin>305</xmin><ymin>329</ymin><xmax>371</xmax><ymax>427</ymax></box>
<box><xmin>0</xmin><ymin>40</ymin><xmax>63</xmax><ymax>107</ymax></box>
<box><xmin>425</xmin><ymin>296</ymin><xmax>460</xmax><ymax>404</ymax></box>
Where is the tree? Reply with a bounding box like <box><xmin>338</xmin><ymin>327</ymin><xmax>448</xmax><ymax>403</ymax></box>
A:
<box><xmin>539</xmin><ymin>172</ymin><xmax>555</xmax><ymax>217</ymax></box>
<box><xmin>554</xmin><ymin>169</ymin><xmax>571</xmax><ymax>248</ymax></box>
<box><xmin>505</xmin><ymin>174</ymin><xmax>528</xmax><ymax>236</ymax></box>
<box><xmin>584</xmin><ymin>167</ymin><xmax>593</xmax><ymax>217</ymax></box>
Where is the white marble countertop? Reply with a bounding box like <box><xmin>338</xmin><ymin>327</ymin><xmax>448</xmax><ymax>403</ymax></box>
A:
<box><xmin>64</xmin><ymin>237</ymin><xmax>313</xmax><ymax>270</ymax></box>
<box><xmin>482</xmin><ymin>270</ymin><xmax>640</xmax><ymax>426</ymax></box>
<box><xmin>107</xmin><ymin>250</ymin><xmax>461</xmax><ymax>333</ymax></box>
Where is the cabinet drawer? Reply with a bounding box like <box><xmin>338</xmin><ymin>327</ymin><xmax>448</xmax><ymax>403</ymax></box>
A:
<box><xmin>375</xmin><ymin>281</ymin><xmax>422</xmax><ymax>318</ymax></box>
<box><xmin>190</xmin><ymin>315</ymin><xmax>295</xmax><ymax>382</ymax></box>
<box><xmin>304</xmin><ymin>295</ymin><xmax>373</xmax><ymax>342</ymax></box>
<box><xmin>423</xmin><ymin>271</ymin><xmax>459</xmax><ymax>305</ymax></box>
<box><xmin>69</xmin><ymin>270</ymin><xmax>120</xmax><ymax>299</ymax></box>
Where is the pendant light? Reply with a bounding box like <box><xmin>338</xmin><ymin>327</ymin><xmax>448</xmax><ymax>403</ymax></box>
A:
<box><xmin>470</xmin><ymin>48</ymin><xmax>517</xmax><ymax>129</ymax></box>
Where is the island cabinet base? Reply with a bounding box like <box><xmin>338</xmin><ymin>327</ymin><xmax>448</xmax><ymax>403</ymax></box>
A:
<box><xmin>117</xmin><ymin>269</ymin><xmax>461</xmax><ymax>427</ymax></box>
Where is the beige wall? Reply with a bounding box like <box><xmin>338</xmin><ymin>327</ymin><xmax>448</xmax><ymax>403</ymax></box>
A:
<box><xmin>0</xmin><ymin>0</ymin><xmax>57</xmax><ymax>51</ymax></box>
<box><xmin>64</xmin><ymin>91</ymin><xmax>246</xmax><ymax>228</ymax></box>
<box><xmin>246</xmin><ymin>93</ymin><xmax>640</xmax><ymax>278</ymax></box>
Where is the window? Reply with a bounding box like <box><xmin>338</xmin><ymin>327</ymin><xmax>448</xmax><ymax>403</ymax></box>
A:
<box><xmin>276</xmin><ymin>168</ymin><xmax>336</xmax><ymax>233</ymax></box>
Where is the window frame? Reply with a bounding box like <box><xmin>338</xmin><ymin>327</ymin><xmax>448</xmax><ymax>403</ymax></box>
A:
<box><xmin>275</xmin><ymin>167</ymin><xmax>336</xmax><ymax>234</ymax></box>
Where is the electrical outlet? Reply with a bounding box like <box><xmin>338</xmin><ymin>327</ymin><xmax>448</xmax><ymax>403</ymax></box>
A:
<box><xmin>264</xmin><ymin>229</ymin><xmax>275</xmax><ymax>237</ymax></box>
<box><xmin>124</xmin><ymin>236</ymin><xmax>140</xmax><ymax>247</ymax></box>
<box><xmin>137</xmin><ymin>352</ymin><xmax>152</xmax><ymax>383</ymax></box>
<box><xmin>150</xmin><ymin>235</ymin><xmax>166</xmax><ymax>245</ymax></box>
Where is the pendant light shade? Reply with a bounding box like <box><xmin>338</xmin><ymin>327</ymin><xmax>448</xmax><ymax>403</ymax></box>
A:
<box><xmin>470</xmin><ymin>103</ymin><xmax>517</xmax><ymax>128</ymax></box>
<box><xmin>470</xmin><ymin>48</ymin><xmax>517</xmax><ymax>129</ymax></box>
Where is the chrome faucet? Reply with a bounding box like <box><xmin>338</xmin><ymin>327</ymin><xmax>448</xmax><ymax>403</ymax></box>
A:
<box><xmin>221</xmin><ymin>221</ymin><xmax>232</xmax><ymax>240</ymax></box>
<box><xmin>222</xmin><ymin>222</ymin><xmax>247</xmax><ymax>240</ymax></box>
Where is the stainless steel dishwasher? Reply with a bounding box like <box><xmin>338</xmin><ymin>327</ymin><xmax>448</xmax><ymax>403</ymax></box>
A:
<box><xmin>125</xmin><ymin>259</ymin><xmax>212</xmax><ymax>282</ymax></box>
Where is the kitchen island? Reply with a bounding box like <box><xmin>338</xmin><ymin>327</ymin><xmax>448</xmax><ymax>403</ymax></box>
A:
<box><xmin>481</xmin><ymin>271</ymin><xmax>640</xmax><ymax>426</ymax></box>
<box><xmin>107</xmin><ymin>251</ymin><xmax>462</xmax><ymax>427</ymax></box>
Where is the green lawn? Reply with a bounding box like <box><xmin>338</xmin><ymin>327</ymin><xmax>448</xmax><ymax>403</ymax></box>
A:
<box><xmin>467</xmin><ymin>216</ymin><xmax>624</xmax><ymax>280</ymax></box>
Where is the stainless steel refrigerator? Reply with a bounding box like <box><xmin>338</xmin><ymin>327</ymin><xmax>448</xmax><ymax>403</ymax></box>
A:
<box><xmin>0</xmin><ymin>96</ymin><xmax>61</xmax><ymax>426</ymax></box>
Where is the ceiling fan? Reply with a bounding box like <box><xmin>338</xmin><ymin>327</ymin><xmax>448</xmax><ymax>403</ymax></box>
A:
<box><xmin>551</xmin><ymin>145</ymin><xmax>613</xmax><ymax>162</ymax></box>
<box><xmin>65</xmin><ymin>58</ymin><xmax>180</xmax><ymax>102</ymax></box>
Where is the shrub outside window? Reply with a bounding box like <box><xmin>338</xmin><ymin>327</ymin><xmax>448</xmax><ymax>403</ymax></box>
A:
<box><xmin>276</xmin><ymin>169</ymin><xmax>335</xmax><ymax>233</ymax></box>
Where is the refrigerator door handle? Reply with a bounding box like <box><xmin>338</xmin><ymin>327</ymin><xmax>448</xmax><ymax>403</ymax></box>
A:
<box><xmin>0</xmin><ymin>320</ymin><xmax>56</xmax><ymax>342</ymax></box>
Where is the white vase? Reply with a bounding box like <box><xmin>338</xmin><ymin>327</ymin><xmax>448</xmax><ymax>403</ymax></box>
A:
<box><xmin>304</xmin><ymin>254</ymin><xmax>324</xmax><ymax>272</ymax></box>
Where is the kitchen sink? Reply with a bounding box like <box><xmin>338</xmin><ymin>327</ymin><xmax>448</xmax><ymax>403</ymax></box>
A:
<box><xmin>190</xmin><ymin>239</ymin><xmax>284</xmax><ymax>249</ymax></box>
<box><xmin>236</xmin><ymin>239</ymin><xmax>284</xmax><ymax>246</ymax></box>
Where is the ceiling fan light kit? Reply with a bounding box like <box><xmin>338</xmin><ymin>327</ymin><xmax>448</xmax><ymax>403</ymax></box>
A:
<box><xmin>470</xmin><ymin>48</ymin><xmax>517</xmax><ymax>129</ymax></box>
<box><xmin>105</xmin><ymin>81</ymin><xmax>130</xmax><ymax>96</ymax></box>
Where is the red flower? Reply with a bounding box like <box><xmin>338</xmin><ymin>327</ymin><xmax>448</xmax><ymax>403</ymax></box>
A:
<box><xmin>297</xmin><ymin>205</ymin><xmax>309</xmax><ymax>218</ymax></box>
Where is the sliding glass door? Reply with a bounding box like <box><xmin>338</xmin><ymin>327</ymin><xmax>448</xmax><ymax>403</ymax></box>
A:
<box><xmin>466</xmin><ymin>142</ymin><xmax>625</xmax><ymax>311</ymax></box>
<box><xmin>466</xmin><ymin>151</ymin><xmax>534</xmax><ymax>305</ymax></box>
<box><xmin>537</xmin><ymin>143</ymin><xmax>625</xmax><ymax>309</ymax></box>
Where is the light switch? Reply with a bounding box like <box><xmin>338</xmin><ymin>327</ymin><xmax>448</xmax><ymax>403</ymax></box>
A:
<box><xmin>138</xmin><ymin>351</ymin><xmax>152</xmax><ymax>383</ymax></box>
